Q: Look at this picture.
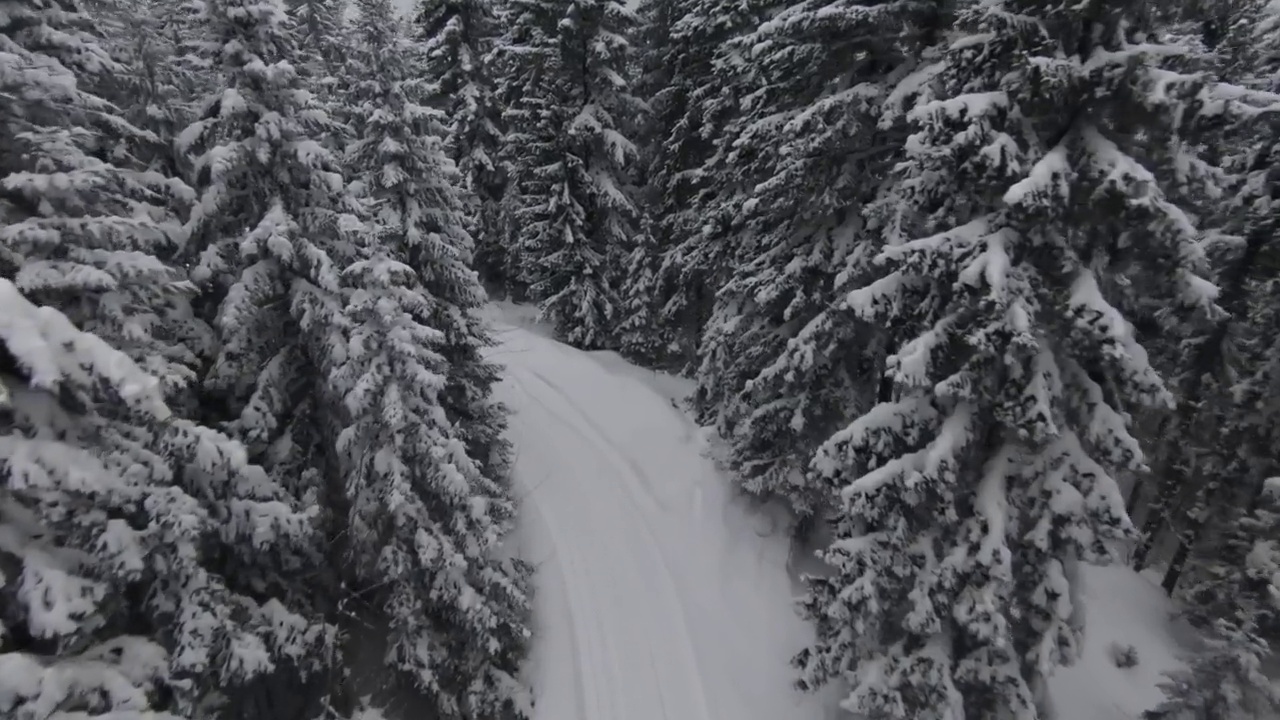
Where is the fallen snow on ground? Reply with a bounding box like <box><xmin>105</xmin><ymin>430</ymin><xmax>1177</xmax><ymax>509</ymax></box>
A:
<box><xmin>482</xmin><ymin>306</ymin><xmax>837</xmax><ymax>720</ymax></box>
<box><xmin>482</xmin><ymin>302</ymin><xmax>1191</xmax><ymax>720</ymax></box>
<box><xmin>1050</xmin><ymin>563</ymin><xmax>1188</xmax><ymax>720</ymax></box>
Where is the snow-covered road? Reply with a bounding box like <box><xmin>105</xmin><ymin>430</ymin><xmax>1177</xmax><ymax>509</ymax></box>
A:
<box><xmin>484</xmin><ymin>311</ymin><xmax>832</xmax><ymax>720</ymax></box>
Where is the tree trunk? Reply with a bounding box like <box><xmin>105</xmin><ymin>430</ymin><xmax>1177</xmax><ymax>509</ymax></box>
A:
<box><xmin>1161</xmin><ymin>530</ymin><xmax>1195</xmax><ymax>595</ymax></box>
<box><xmin>1149</xmin><ymin>228</ymin><xmax>1271</xmax><ymax>586</ymax></box>
<box><xmin>1125</xmin><ymin>477</ymin><xmax>1144</xmax><ymax>517</ymax></box>
<box><xmin>1132</xmin><ymin>497</ymin><xmax>1167</xmax><ymax>570</ymax></box>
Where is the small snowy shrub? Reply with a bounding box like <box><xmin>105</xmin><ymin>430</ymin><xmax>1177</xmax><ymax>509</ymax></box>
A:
<box><xmin>1111</xmin><ymin>642</ymin><xmax>1141</xmax><ymax>668</ymax></box>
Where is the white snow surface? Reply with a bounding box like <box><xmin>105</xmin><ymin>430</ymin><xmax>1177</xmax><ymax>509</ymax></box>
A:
<box><xmin>481</xmin><ymin>300</ymin><xmax>1194</xmax><ymax>720</ymax></box>
<box><xmin>1051</xmin><ymin>564</ymin><xmax>1189</xmax><ymax>720</ymax></box>
<box><xmin>482</xmin><ymin>303</ymin><xmax>835</xmax><ymax>720</ymax></box>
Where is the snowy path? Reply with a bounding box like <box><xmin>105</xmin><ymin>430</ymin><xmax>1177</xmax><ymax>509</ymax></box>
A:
<box><xmin>484</xmin><ymin>312</ymin><xmax>831</xmax><ymax>720</ymax></box>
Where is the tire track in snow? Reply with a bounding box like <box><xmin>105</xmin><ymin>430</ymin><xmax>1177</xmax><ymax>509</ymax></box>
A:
<box><xmin>506</xmin><ymin>362</ymin><xmax>714</xmax><ymax>720</ymax></box>
<box><xmin>507</xmin><ymin>370</ymin><xmax>658</xmax><ymax>716</ymax></box>
<box><xmin>519</xmin><ymin>366</ymin><xmax>720</xmax><ymax>698</ymax></box>
<box><xmin>503</xmin><ymin>373</ymin><xmax>602</xmax><ymax>720</ymax></box>
<box><xmin>487</xmin><ymin>314</ymin><xmax>830</xmax><ymax>720</ymax></box>
<box><xmin>523</xmin><ymin>367</ymin><xmax>676</xmax><ymax>514</ymax></box>
<box><xmin>518</xmin><ymin>364</ymin><xmax>712</xmax><ymax>676</ymax></box>
<box><xmin>517</xmin><ymin>366</ymin><xmax>702</xmax><ymax>714</ymax></box>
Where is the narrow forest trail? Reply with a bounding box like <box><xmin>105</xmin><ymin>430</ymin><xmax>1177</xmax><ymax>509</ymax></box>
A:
<box><xmin>483</xmin><ymin>307</ymin><xmax>834</xmax><ymax>720</ymax></box>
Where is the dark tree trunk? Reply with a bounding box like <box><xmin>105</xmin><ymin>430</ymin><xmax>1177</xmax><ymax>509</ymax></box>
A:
<box><xmin>1161</xmin><ymin>529</ymin><xmax>1195</xmax><ymax>595</ymax></box>
<box><xmin>1150</xmin><ymin>226</ymin><xmax>1271</xmax><ymax>588</ymax></box>
<box><xmin>1132</xmin><ymin>495</ymin><xmax>1167</xmax><ymax>570</ymax></box>
<box><xmin>1125</xmin><ymin>478</ymin><xmax>1145</xmax><ymax>517</ymax></box>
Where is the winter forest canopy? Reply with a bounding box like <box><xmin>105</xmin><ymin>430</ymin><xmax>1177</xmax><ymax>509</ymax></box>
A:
<box><xmin>3</xmin><ymin>0</ymin><xmax>1280</xmax><ymax>718</ymax></box>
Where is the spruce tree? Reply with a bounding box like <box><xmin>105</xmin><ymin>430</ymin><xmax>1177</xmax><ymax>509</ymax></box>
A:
<box><xmin>0</xmin><ymin>285</ymin><xmax>331</xmax><ymax>719</ymax></box>
<box><xmin>1144</xmin><ymin>618</ymin><xmax>1280</xmax><ymax>720</ymax></box>
<box><xmin>1146</xmin><ymin>484</ymin><xmax>1280</xmax><ymax>720</ymax></box>
<box><xmin>1</xmin><ymin>0</ymin><xmax>211</xmax><ymax>407</ymax></box>
<box><xmin>178</xmin><ymin>9</ymin><xmax>359</xmax><ymax>703</ymax></box>
<box><xmin>795</xmin><ymin>1</ymin><xmax>1225</xmax><ymax>716</ymax></box>
<box><xmin>490</xmin><ymin>0</ymin><xmax>568</xmax><ymax>295</ymax></box>
<box><xmin>288</xmin><ymin>0</ymin><xmax>347</xmax><ymax>77</ymax></box>
<box><xmin>338</xmin><ymin>0</ymin><xmax>532</xmax><ymax>715</ymax></box>
<box><xmin>616</xmin><ymin>216</ymin><xmax>666</xmax><ymax>362</ymax></box>
<box><xmin>83</xmin><ymin>0</ymin><xmax>208</xmax><ymax>181</ymax></box>
<box><xmin>494</xmin><ymin>0</ymin><xmax>645</xmax><ymax>348</ymax></box>
<box><xmin>633</xmin><ymin>0</ymin><xmax>759</xmax><ymax>369</ymax></box>
<box><xmin>1129</xmin><ymin>0</ymin><xmax>1280</xmax><ymax>586</ymax></box>
<box><xmin>693</xmin><ymin>0</ymin><xmax>948</xmax><ymax>517</ymax></box>
<box><xmin>1151</xmin><ymin>0</ymin><xmax>1280</xmax><ymax>696</ymax></box>
<box><xmin>179</xmin><ymin>0</ymin><xmax>360</xmax><ymax>474</ymax></box>
<box><xmin>416</xmin><ymin>0</ymin><xmax>508</xmax><ymax>285</ymax></box>
<box><xmin>288</xmin><ymin>0</ymin><xmax>352</xmax><ymax>152</ymax></box>
<box><xmin>1</xmin><ymin>2</ymin><xmax>330</xmax><ymax>716</ymax></box>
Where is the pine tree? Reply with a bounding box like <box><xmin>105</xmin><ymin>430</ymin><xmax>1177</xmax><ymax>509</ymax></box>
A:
<box><xmin>1</xmin><ymin>0</ymin><xmax>208</xmax><ymax>406</ymax></box>
<box><xmin>1145</xmin><ymin>484</ymin><xmax>1280</xmax><ymax>720</ymax></box>
<box><xmin>633</xmin><ymin>0</ymin><xmax>759</xmax><ymax>369</ymax></box>
<box><xmin>1129</xmin><ymin>0</ymin><xmax>1280</xmax><ymax>589</ymax></box>
<box><xmin>1144</xmin><ymin>618</ymin><xmax>1280</xmax><ymax>720</ymax></box>
<box><xmin>494</xmin><ymin>0</ymin><xmax>645</xmax><ymax>348</ymax></box>
<box><xmin>612</xmin><ymin>0</ymin><xmax>675</xmax><ymax>363</ymax></box>
<box><xmin>794</xmin><ymin>0</ymin><xmax>1226</xmax><ymax>716</ymax></box>
<box><xmin>177</xmin><ymin>11</ymin><xmax>361</xmax><ymax>706</ymax></box>
<box><xmin>616</xmin><ymin>216</ymin><xmax>666</xmax><ymax>362</ymax></box>
<box><xmin>83</xmin><ymin>0</ymin><xmax>208</xmax><ymax>181</ymax></box>
<box><xmin>336</xmin><ymin>1</ymin><xmax>532</xmax><ymax>715</ymax></box>
<box><xmin>288</xmin><ymin>0</ymin><xmax>352</xmax><ymax>152</ymax></box>
<box><xmin>179</xmin><ymin>0</ymin><xmax>361</xmax><ymax>467</ymax></box>
<box><xmin>0</xmin><ymin>283</ymin><xmax>332</xmax><ymax>719</ymax></box>
<box><xmin>692</xmin><ymin>0</ymin><xmax>949</xmax><ymax>517</ymax></box>
<box><xmin>416</xmin><ymin>0</ymin><xmax>508</xmax><ymax>285</ymax></box>
<box><xmin>288</xmin><ymin>0</ymin><xmax>347</xmax><ymax>77</ymax></box>
<box><xmin>1136</xmin><ymin>4</ymin><xmax>1280</xmax><ymax>715</ymax></box>
<box><xmin>490</xmin><ymin>0</ymin><xmax>566</xmax><ymax>295</ymax></box>
<box><xmin>2</xmin><ymin>3</ymin><xmax>331</xmax><ymax>715</ymax></box>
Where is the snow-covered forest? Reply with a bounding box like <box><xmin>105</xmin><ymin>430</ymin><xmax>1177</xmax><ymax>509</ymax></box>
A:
<box><xmin>3</xmin><ymin>0</ymin><xmax>1280</xmax><ymax>718</ymax></box>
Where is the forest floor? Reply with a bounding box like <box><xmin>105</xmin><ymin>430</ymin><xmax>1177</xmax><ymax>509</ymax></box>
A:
<box><xmin>482</xmin><ymin>301</ymin><xmax>1190</xmax><ymax>720</ymax></box>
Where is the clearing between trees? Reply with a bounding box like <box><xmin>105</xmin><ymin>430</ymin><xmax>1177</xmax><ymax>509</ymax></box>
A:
<box><xmin>483</xmin><ymin>303</ymin><xmax>1192</xmax><ymax>720</ymax></box>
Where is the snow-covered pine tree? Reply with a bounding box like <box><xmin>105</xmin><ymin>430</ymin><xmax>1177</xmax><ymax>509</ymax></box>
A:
<box><xmin>1137</xmin><ymin>6</ymin><xmax>1280</xmax><ymax>716</ymax></box>
<box><xmin>794</xmin><ymin>0</ymin><xmax>1226</xmax><ymax>716</ymax></box>
<box><xmin>83</xmin><ymin>0</ymin><xmax>209</xmax><ymax>181</ymax></box>
<box><xmin>1162</xmin><ymin>6</ymin><xmax>1280</xmax><ymax>697</ymax></box>
<box><xmin>1145</xmin><ymin>484</ymin><xmax>1280</xmax><ymax>720</ymax></box>
<box><xmin>361</xmin><ymin>0</ymin><xmax>514</xmax><ymax>479</ymax></box>
<box><xmin>337</xmin><ymin>1</ymin><xmax>532</xmax><ymax>715</ymax></box>
<box><xmin>1119</xmin><ymin>8</ymin><xmax>1236</xmax><ymax>578</ymax></box>
<box><xmin>2</xmin><ymin>5</ymin><xmax>332</xmax><ymax>715</ymax></box>
<box><xmin>686</xmin><ymin>0</ymin><xmax>815</xmax><ymax>425</ymax></box>
<box><xmin>616</xmin><ymin>215</ymin><xmax>667</xmax><ymax>362</ymax></box>
<box><xmin>1144</xmin><ymin>618</ymin><xmax>1280</xmax><ymax>720</ymax></box>
<box><xmin>494</xmin><ymin>0</ymin><xmax>645</xmax><ymax>348</ymax></box>
<box><xmin>632</xmin><ymin>0</ymin><xmax>760</xmax><ymax>369</ymax></box>
<box><xmin>1128</xmin><ymin>0</ymin><xmax>1280</xmax><ymax>590</ymax></box>
<box><xmin>490</xmin><ymin>0</ymin><xmax>564</xmax><ymax>295</ymax></box>
<box><xmin>1</xmin><ymin>0</ymin><xmax>207</xmax><ymax>408</ymax></box>
<box><xmin>612</xmin><ymin>0</ymin><xmax>671</xmax><ymax>362</ymax></box>
<box><xmin>288</xmin><ymin>0</ymin><xmax>347</xmax><ymax>77</ymax></box>
<box><xmin>692</xmin><ymin>0</ymin><xmax>949</xmax><ymax>518</ymax></box>
<box><xmin>177</xmin><ymin>0</ymin><xmax>362</xmax><ymax>658</ymax></box>
<box><xmin>181</xmin><ymin>0</ymin><xmax>359</xmax><ymax>428</ymax></box>
<box><xmin>0</xmin><ymin>284</ymin><xmax>332</xmax><ymax>720</ymax></box>
<box><xmin>416</xmin><ymin>0</ymin><xmax>509</xmax><ymax>286</ymax></box>
<box><xmin>611</xmin><ymin>0</ymin><xmax>682</xmax><ymax>365</ymax></box>
<box><xmin>287</xmin><ymin>0</ymin><xmax>352</xmax><ymax>151</ymax></box>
